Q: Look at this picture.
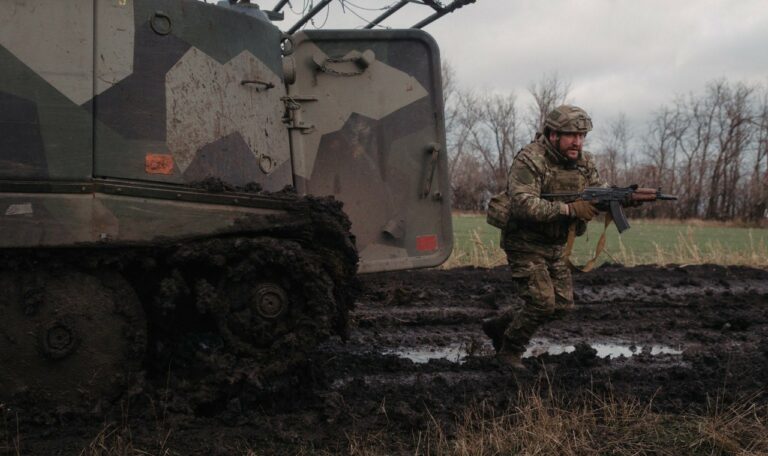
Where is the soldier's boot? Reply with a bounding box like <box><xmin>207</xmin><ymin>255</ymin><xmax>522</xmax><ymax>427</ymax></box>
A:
<box><xmin>497</xmin><ymin>351</ymin><xmax>526</xmax><ymax>370</ymax></box>
<box><xmin>497</xmin><ymin>340</ymin><xmax>526</xmax><ymax>371</ymax></box>
<box><xmin>482</xmin><ymin>317</ymin><xmax>507</xmax><ymax>353</ymax></box>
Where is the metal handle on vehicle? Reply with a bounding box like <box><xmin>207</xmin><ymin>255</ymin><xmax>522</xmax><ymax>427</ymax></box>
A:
<box><xmin>313</xmin><ymin>50</ymin><xmax>376</xmax><ymax>77</ymax></box>
<box><xmin>241</xmin><ymin>79</ymin><xmax>275</xmax><ymax>91</ymax></box>
<box><xmin>422</xmin><ymin>143</ymin><xmax>441</xmax><ymax>198</ymax></box>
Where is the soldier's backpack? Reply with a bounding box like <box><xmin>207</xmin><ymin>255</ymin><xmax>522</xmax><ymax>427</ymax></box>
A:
<box><xmin>486</xmin><ymin>191</ymin><xmax>512</xmax><ymax>229</ymax></box>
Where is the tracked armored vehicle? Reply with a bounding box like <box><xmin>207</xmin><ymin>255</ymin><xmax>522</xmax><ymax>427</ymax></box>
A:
<box><xmin>0</xmin><ymin>0</ymin><xmax>462</xmax><ymax>407</ymax></box>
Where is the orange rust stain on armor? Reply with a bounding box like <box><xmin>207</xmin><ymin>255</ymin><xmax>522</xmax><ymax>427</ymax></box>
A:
<box><xmin>145</xmin><ymin>154</ymin><xmax>174</xmax><ymax>175</ymax></box>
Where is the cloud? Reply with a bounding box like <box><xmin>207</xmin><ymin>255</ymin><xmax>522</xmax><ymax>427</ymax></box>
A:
<box><xmin>271</xmin><ymin>0</ymin><xmax>767</xmax><ymax>126</ymax></box>
<box><xmin>425</xmin><ymin>0</ymin><xmax>766</xmax><ymax>120</ymax></box>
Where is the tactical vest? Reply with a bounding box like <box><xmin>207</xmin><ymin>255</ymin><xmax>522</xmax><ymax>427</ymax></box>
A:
<box><xmin>509</xmin><ymin>145</ymin><xmax>591</xmax><ymax>245</ymax></box>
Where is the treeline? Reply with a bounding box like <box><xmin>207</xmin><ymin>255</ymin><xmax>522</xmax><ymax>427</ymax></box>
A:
<box><xmin>444</xmin><ymin>65</ymin><xmax>768</xmax><ymax>222</ymax></box>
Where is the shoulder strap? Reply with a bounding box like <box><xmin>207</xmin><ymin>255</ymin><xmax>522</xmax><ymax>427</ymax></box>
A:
<box><xmin>564</xmin><ymin>213</ymin><xmax>613</xmax><ymax>273</ymax></box>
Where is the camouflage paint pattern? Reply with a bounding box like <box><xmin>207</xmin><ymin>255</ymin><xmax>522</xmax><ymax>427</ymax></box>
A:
<box><xmin>90</xmin><ymin>0</ymin><xmax>291</xmax><ymax>190</ymax></box>
<box><xmin>0</xmin><ymin>0</ymin><xmax>93</xmax><ymax>180</ymax></box>
<box><xmin>288</xmin><ymin>30</ymin><xmax>452</xmax><ymax>273</ymax></box>
<box><xmin>0</xmin><ymin>0</ymin><xmax>452</xmax><ymax>273</ymax></box>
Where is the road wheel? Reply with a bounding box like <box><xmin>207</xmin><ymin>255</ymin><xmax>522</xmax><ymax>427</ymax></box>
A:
<box><xmin>0</xmin><ymin>269</ymin><xmax>147</xmax><ymax>408</ymax></box>
<box><xmin>214</xmin><ymin>238</ymin><xmax>337</xmax><ymax>356</ymax></box>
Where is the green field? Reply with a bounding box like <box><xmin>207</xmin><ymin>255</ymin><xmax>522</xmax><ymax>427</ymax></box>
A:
<box><xmin>449</xmin><ymin>213</ymin><xmax>768</xmax><ymax>268</ymax></box>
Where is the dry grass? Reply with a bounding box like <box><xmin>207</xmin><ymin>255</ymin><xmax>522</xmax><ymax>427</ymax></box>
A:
<box><xmin>442</xmin><ymin>230</ymin><xmax>507</xmax><ymax>269</ymax></box>
<box><xmin>79</xmin><ymin>422</ymin><xmax>172</xmax><ymax>456</ymax></box>
<box><xmin>418</xmin><ymin>394</ymin><xmax>768</xmax><ymax>456</ymax></box>
<box><xmin>78</xmin><ymin>393</ymin><xmax>173</xmax><ymax>456</ymax></box>
<box><xmin>70</xmin><ymin>388</ymin><xmax>768</xmax><ymax>456</ymax></box>
<box><xmin>4</xmin><ymin>377</ymin><xmax>750</xmax><ymax>455</ymax></box>
<box><xmin>69</xmin><ymin>392</ymin><xmax>768</xmax><ymax>456</ymax></box>
<box><xmin>80</xmin><ymin>424</ymin><xmax>140</xmax><ymax>456</ymax></box>
<box><xmin>333</xmin><ymin>386</ymin><xmax>768</xmax><ymax>456</ymax></box>
<box><xmin>0</xmin><ymin>406</ymin><xmax>21</xmax><ymax>456</ymax></box>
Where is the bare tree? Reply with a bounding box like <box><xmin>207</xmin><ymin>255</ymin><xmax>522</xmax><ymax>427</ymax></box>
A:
<box><xmin>443</xmin><ymin>60</ymin><xmax>474</xmax><ymax>201</ymax></box>
<box><xmin>443</xmin><ymin>63</ymin><xmax>768</xmax><ymax>219</ymax></box>
<box><xmin>675</xmin><ymin>95</ymin><xmax>709</xmax><ymax>218</ymax></box>
<box><xmin>703</xmin><ymin>80</ymin><xmax>755</xmax><ymax>219</ymax></box>
<box><xmin>643</xmin><ymin>104</ymin><xmax>685</xmax><ymax>219</ymax></box>
<box><xmin>526</xmin><ymin>72</ymin><xmax>571</xmax><ymax>136</ymax></box>
<box><xmin>442</xmin><ymin>59</ymin><xmax>462</xmax><ymax>155</ymax></box>
<box><xmin>747</xmin><ymin>85</ymin><xmax>768</xmax><ymax>220</ymax></box>
<box><xmin>463</xmin><ymin>91</ymin><xmax>521</xmax><ymax>193</ymax></box>
<box><xmin>642</xmin><ymin>79</ymin><xmax>763</xmax><ymax>220</ymax></box>
<box><xmin>450</xmin><ymin>152</ymin><xmax>489</xmax><ymax>210</ymax></box>
<box><xmin>597</xmin><ymin>112</ymin><xmax>632</xmax><ymax>185</ymax></box>
<box><xmin>645</xmin><ymin>107</ymin><xmax>672</xmax><ymax>188</ymax></box>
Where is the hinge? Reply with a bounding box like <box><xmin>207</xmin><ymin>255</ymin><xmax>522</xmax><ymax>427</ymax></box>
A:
<box><xmin>282</xmin><ymin>96</ymin><xmax>318</xmax><ymax>133</ymax></box>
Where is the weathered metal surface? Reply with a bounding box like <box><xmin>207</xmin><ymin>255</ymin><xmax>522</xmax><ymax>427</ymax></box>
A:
<box><xmin>0</xmin><ymin>0</ymin><xmax>94</xmax><ymax>105</ymax></box>
<box><xmin>90</xmin><ymin>0</ymin><xmax>291</xmax><ymax>190</ymax></box>
<box><xmin>0</xmin><ymin>0</ymin><xmax>453</xmax><ymax>273</ymax></box>
<box><xmin>0</xmin><ymin>190</ymin><xmax>287</xmax><ymax>247</ymax></box>
<box><xmin>95</xmin><ymin>0</ymin><xmax>135</xmax><ymax>96</ymax></box>
<box><xmin>0</xmin><ymin>1</ymin><xmax>93</xmax><ymax>180</ymax></box>
<box><xmin>288</xmin><ymin>30</ymin><xmax>452</xmax><ymax>272</ymax></box>
<box><xmin>165</xmin><ymin>47</ymin><xmax>289</xmax><ymax>184</ymax></box>
<box><xmin>0</xmin><ymin>0</ymin><xmax>463</xmax><ymax>407</ymax></box>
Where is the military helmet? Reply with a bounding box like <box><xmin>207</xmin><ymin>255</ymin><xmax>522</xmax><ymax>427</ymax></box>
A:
<box><xmin>544</xmin><ymin>105</ymin><xmax>593</xmax><ymax>133</ymax></box>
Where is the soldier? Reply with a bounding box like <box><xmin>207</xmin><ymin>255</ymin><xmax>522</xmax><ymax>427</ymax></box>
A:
<box><xmin>483</xmin><ymin>105</ymin><xmax>603</xmax><ymax>369</ymax></box>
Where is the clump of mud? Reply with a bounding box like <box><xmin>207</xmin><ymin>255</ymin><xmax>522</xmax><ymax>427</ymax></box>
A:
<box><xmin>189</xmin><ymin>176</ymin><xmax>270</xmax><ymax>194</ymax></box>
<box><xmin>0</xmin><ymin>186</ymin><xmax>360</xmax><ymax>424</ymax></box>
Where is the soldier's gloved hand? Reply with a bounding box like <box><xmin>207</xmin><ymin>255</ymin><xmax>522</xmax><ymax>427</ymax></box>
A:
<box><xmin>568</xmin><ymin>200</ymin><xmax>599</xmax><ymax>221</ymax></box>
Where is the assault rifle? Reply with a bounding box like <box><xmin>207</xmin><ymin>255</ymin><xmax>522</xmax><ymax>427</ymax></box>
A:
<box><xmin>541</xmin><ymin>185</ymin><xmax>677</xmax><ymax>233</ymax></box>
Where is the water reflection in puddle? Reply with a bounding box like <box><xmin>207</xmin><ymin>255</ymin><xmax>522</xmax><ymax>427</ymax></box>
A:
<box><xmin>524</xmin><ymin>341</ymin><xmax>683</xmax><ymax>359</ymax></box>
<box><xmin>387</xmin><ymin>340</ymin><xmax>683</xmax><ymax>364</ymax></box>
<box><xmin>384</xmin><ymin>345</ymin><xmax>467</xmax><ymax>364</ymax></box>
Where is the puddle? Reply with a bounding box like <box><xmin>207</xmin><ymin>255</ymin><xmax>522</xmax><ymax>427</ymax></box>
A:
<box><xmin>524</xmin><ymin>340</ymin><xmax>683</xmax><ymax>359</ymax></box>
<box><xmin>386</xmin><ymin>340</ymin><xmax>683</xmax><ymax>364</ymax></box>
<box><xmin>384</xmin><ymin>344</ymin><xmax>468</xmax><ymax>364</ymax></box>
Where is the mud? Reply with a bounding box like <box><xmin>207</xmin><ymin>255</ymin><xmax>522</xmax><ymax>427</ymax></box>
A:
<box><xmin>0</xmin><ymin>192</ymin><xmax>358</xmax><ymax>416</ymax></box>
<box><xmin>3</xmin><ymin>264</ymin><xmax>768</xmax><ymax>455</ymax></box>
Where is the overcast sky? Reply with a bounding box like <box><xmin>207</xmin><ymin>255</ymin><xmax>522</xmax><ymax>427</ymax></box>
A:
<box><xmin>269</xmin><ymin>0</ymin><xmax>767</xmax><ymax>136</ymax></box>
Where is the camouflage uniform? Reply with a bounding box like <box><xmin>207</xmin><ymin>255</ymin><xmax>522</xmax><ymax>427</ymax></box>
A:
<box><xmin>488</xmin><ymin>122</ymin><xmax>604</xmax><ymax>357</ymax></box>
